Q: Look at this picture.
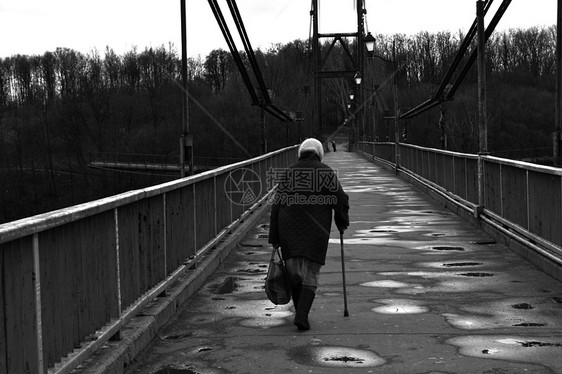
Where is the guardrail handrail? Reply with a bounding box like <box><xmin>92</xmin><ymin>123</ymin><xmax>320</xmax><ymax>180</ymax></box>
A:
<box><xmin>0</xmin><ymin>147</ymin><xmax>294</xmax><ymax>244</ymax></box>
<box><xmin>0</xmin><ymin>145</ymin><xmax>299</xmax><ymax>374</ymax></box>
<box><xmin>357</xmin><ymin>140</ymin><xmax>562</xmax><ymax>270</ymax></box>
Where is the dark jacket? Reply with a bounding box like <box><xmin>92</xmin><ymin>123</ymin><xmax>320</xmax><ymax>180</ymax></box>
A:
<box><xmin>268</xmin><ymin>153</ymin><xmax>349</xmax><ymax>265</ymax></box>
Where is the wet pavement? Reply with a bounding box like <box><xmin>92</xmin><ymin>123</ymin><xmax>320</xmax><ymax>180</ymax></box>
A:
<box><xmin>121</xmin><ymin>151</ymin><xmax>562</xmax><ymax>374</ymax></box>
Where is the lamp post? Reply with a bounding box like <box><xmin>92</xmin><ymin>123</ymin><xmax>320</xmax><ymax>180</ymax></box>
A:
<box><xmin>364</xmin><ymin>34</ymin><xmax>399</xmax><ymax>170</ymax></box>
<box><xmin>346</xmin><ymin>103</ymin><xmax>356</xmax><ymax>151</ymax></box>
<box><xmin>353</xmin><ymin>72</ymin><xmax>363</xmax><ymax>141</ymax></box>
<box><xmin>364</xmin><ymin>32</ymin><xmax>376</xmax><ymax>55</ymax></box>
<box><xmin>361</xmin><ymin>33</ymin><xmax>375</xmax><ymax>143</ymax></box>
<box><xmin>359</xmin><ymin>84</ymin><xmax>381</xmax><ymax>142</ymax></box>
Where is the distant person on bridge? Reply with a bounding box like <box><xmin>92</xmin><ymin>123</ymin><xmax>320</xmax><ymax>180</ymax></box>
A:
<box><xmin>268</xmin><ymin>138</ymin><xmax>349</xmax><ymax>331</ymax></box>
<box><xmin>331</xmin><ymin>140</ymin><xmax>337</xmax><ymax>152</ymax></box>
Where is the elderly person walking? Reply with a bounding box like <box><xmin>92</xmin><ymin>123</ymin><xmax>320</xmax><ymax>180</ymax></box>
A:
<box><xmin>268</xmin><ymin>138</ymin><xmax>349</xmax><ymax>331</ymax></box>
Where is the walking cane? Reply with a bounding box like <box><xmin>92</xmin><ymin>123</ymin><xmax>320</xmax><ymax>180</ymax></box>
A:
<box><xmin>340</xmin><ymin>230</ymin><xmax>349</xmax><ymax>317</ymax></box>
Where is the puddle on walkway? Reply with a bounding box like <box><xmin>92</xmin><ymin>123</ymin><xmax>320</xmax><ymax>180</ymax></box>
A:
<box><xmin>354</xmin><ymin>225</ymin><xmax>434</xmax><ymax>236</ymax></box>
<box><xmin>388</xmin><ymin>217</ymin><xmax>433</xmax><ymax>226</ymax></box>
<box><xmin>361</xmin><ymin>280</ymin><xmax>415</xmax><ymax>288</ymax></box>
<box><xmin>234</xmin><ymin>262</ymin><xmax>268</xmax><ymax>274</ymax></box>
<box><xmin>352</xmin><ymin>229</ymin><xmax>399</xmax><ymax>237</ymax></box>
<box><xmin>419</xmin><ymin>261</ymin><xmax>485</xmax><ymax>268</ymax></box>
<box><xmin>447</xmin><ymin>335</ymin><xmax>562</xmax><ymax>372</ymax></box>
<box><xmin>442</xmin><ymin>297</ymin><xmax>562</xmax><ymax>330</ymax></box>
<box><xmin>206</xmin><ymin>275</ymin><xmax>264</xmax><ymax>295</ymax></box>
<box><xmin>376</xmin><ymin>270</ymin><xmax>507</xmax><ymax>295</ymax></box>
<box><xmin>212</xmin><ymin>299</ymin><xmax>293</xmax><ymax>328</ymax></box>
<box><xmin>152</xmin><ymin>364</ymin><xmax>225</xmax><ymax>374</ymax></box>
<box><xmin>238</xmin><ymin>242</ymin><xmax>265</xmax><ymax>249</ymax></box>
<box><xmin>209</xmin><ymin>277</ymin><xmax>238</xmax><ymax>294</ymax></box>
<box><xmin>415</xmin><ymin>245</ymin><xmax>470</xmax><ymax>254</ymax></box>
<box><xmin>390</xmin><ymin>209</ymin><xmax>452</xmax><ymax>216</ymax></box>
<box><xmin>378</xmin><ymin>271</ymin><xmax>487</xmax><ymax>279</ymax></box>
<box><xmin>457</xmin><ymin>272</ymin><xmax>495</xmax><ymax>277</ymax></box>
<box><xmin>430</xmin><ymin>245</ymin><xmax>464</xmax><ymax>251</ymax></box>
<box><xmin>371</xmin><ymin>299</ymin><xmax>429</xmax><ymax>314</ymax></box>
<box><xmin>344</xmin><ymin>185</ymin><xmax>384</xmax><ymax>193</ymax></box>
<box><xmin>161</xmin><ymin>332</ymin><xmax>194</xmax><ymax>341</ymax></box>
<box><xmin>329</xmin><ymin>237</ymin><xmax>395</xmax><ymax>245</ymax></box>
<box><xmin>153</xmin><ymin>368</ymin><xmax>196</xmax><ymax>374</ymax></box>
<box><xmin>181</xmin><ymin>256</ymin><xmax>295</xmax><ymax>329</ymax></box>
<box><xmin>424</xmin><ymin>232</ymin><xmax>449</xmax><ymax>237</ymax></box>
<box><xmin>288</xmin><ymin>345</ymin><xmax>385</xmax><ymax>368</ymax></box>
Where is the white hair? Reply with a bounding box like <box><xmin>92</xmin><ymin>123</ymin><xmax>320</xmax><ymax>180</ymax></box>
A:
<box><xmin>298</xmin><ymin>138</ymin><xmax>324</xmax><ymax>160</ymax></box>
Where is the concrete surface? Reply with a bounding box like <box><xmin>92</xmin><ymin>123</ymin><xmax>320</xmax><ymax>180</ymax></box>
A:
<box><xmin>83</xmin><ymin>150</ymin><xmax>562</xmax><ymax>374</ymax></box>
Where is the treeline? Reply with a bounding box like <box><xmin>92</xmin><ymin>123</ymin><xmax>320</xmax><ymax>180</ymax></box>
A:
<box><xmin>365</xmin><ymin>27</ymin><xmax>556</xmax><ymax>153</ymax></box>
<box><xmin>0</xmin><ymin>26</ymin><xmax>557</xmax><ymax>222</ymax></box>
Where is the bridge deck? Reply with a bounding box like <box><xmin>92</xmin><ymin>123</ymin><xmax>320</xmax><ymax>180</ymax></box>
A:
<box><xmin>82</xmin><ymin>150</ymin><xmax>562</xmax><ymax>374</ymax></box>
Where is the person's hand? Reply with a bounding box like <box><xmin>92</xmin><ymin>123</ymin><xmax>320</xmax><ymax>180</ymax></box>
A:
<box><xmin>338</xmin><ymin>226</ymin><xmax>347</xmax><ymax>233</ymax></box>
<box><xmin>272</xmin><ymin>243</ymin><xmax>280</xmax><ymax>250</ymax></box>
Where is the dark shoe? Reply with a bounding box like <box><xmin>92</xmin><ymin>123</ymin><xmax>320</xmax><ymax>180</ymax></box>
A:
<box><xmin>294</xmin><ymin>287</ymin><xmax>315</xmax><ymax>331</ymax></box>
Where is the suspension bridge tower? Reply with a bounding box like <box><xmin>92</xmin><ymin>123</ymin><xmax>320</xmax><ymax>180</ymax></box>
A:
<box><xmin>310</xmin><ymin>0</ymin><xmax>367</xmax><ymax>147</ymax></box>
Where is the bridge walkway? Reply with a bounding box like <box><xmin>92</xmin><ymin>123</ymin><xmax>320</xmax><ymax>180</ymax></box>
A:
<box><xmin>81</xmin><ymin>150</ymin><xmax>562</xmax><ymax>374</ymax></box>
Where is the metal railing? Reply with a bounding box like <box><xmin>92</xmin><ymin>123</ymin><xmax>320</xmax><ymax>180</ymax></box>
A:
<box><xmin>0</xmin><ymin>146</ymin><xmax>298</xmax><ymax>374</ymax></box>
<box><xmin>88</xmin><ymin>152</ymin><xmax>246</xmax><ymax>173</ymax></box>
<box><xmin>357</xmin><ymin>141</ymin><xmax>562</xmax><ymax>267</ymax></box>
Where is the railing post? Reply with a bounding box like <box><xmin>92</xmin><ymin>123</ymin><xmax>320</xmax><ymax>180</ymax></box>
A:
<box><xmin>113</xmin><ymin>208</ymin><xmax>122</xmax><ymax>341</ymax></box>
<box><xmin>214</xmin><ymin>176</ymin><xmax>218</xmax><ymax>235</ymax></box>
<box><xmin>555</xmin><ymin>0</ymin><xmax>562</xmax><ymax>166</ymax></box>
<box><xmin>476</xmin><ymin>0</ymin><xmax>488</xmax><ymax>217</ymax></box>
<box><xmin>33</xmin><ymin>233</ymin><xmax>45</xmax><ymax>374</ymax></box>
<box><xmin>526</xmin><ymin>170</ymin><xmax>531</xmax><ymax>230</ymax></box>
<box><xmin>394</xmin><ymin>109</ymin><xmax>401</xmax><ymax>174</ymax></box>
<box><xmin>163</xmin><ymin>194</ymin><xmax>167</xmax><ymax>277</ymax></box>
<box><xmin>499</xmin><ymin>164</ymin><xmax>504</xmax><ymax>217</ymax></box>
<box><xmin>193</xmin><ymin>184</ymin><xmax>197</xmax><ymax>261</ymax></box>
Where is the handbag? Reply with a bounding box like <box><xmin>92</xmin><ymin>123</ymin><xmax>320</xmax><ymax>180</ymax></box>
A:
<box><xmin>265</xmin><ymin>247</ymin><xmax>292</xmax><ymax>305</ymax></box>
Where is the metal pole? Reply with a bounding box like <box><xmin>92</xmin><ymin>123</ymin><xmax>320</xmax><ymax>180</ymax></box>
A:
<box><xmin>477</xmin><ymin>0</ymin><xmax>488</xmax><ymax>210</ymax></box>
<box><xmin>180</xmin><ymin>0</ymin><xmax>192</xmax><ymax>176</ymax></box>
<box><xmin>552</xmin><ymin>0</ymin><xmax>562</xmax><ymax>167</ymax></box>
<box><xmin>477</xmin><ymin>0</ymin><xmax>488</xmax><ymax>154</ymax></box>
<box><xmin>261</xmin><ymin>106</ymin><xmax>267</xmax><ymax>154</ymax></box>
<box><xmin>372</xmin><ymin>87</ymin><xmax>377</xmax><ymax>141</ymax></box>
<box><xmin>312</xmin><ymin>0</ymin><xmax>322</xmax><ymax>140</ymax></box>
<box><xmin>357</xmin><ymin>0</ymin><xmax>364</xmax><ymax>143</ymax></box>
<box><xmin>393</xmin><ymin>41</ymin><xmax>400</xmax><ymax>173</ymax></box>
<box><xmin>394</xmin><ymin>110</ymin><xmax>400</xmax><ymax>173</ymax></box>
<box><xmin>348</xmin><ymin>115</ymin><xmax>353</xmax><ymax>152</ymax></box>
<box><xmin>339</xmin><ymin>231</ymin><xmax>349</xmax><ymax>317</ymax></box>
<box><xmin>439</xmin><ymin>105</ymin><xmax>447</xmax><ymax>149</ymax></box>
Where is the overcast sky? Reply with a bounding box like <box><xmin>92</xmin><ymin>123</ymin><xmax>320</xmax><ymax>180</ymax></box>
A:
<box><xmin>0</xmin><ymin>0</ymin><xmax>556</xmax><ymax>59</ymax></box>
